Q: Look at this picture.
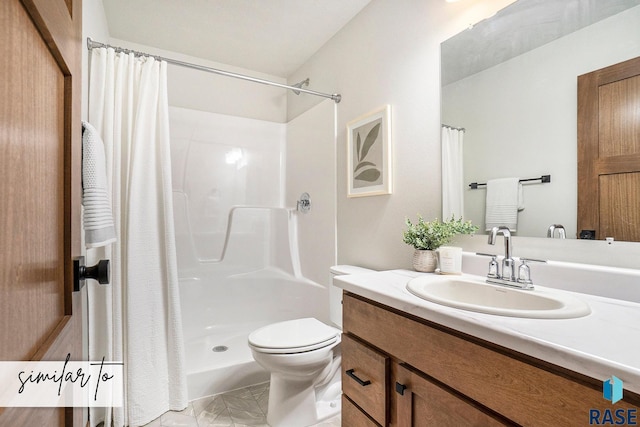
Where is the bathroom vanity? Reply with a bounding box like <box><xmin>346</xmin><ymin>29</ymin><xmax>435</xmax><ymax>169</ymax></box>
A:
<box><xmin>337</xmin><ymin>270</ymin><xmax>640</xmax><ymax>426</ymax></box>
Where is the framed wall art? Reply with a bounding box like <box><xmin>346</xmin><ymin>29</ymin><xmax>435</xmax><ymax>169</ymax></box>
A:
<box><xmin>346</xmin><ymin>105</ymin><xmax>392</xmax><ymax>197</ymax></box>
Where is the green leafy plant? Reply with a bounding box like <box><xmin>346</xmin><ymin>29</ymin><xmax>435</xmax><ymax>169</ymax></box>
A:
<box><xmin>403</xmin><ymin>215</ymin><xmax>478</xmax><ymax>251</ymax></box>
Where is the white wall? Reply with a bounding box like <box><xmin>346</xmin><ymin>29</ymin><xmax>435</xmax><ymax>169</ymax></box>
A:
<box><xmin>286</xmin><ymin>100</ymin><xmax>337</xmax><ymax>295</ymax></box>
<box><xmin>443</xmin><ymin>5</ymin><xmax>640</xmax><ymax>239</ymax></box>
<box><xmin>82</xmin><ymin>0</ymin><xmax>111</xmax><ymax>121</ymax></box>
<box><xmin>286</xmin><ymin>0</ymin><xmax>516</xmax><ymax>270</ymax></box>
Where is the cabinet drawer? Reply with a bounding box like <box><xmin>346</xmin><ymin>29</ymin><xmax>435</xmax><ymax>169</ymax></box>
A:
<box><xmin>342</xmin><ymin>333</ymin><xmax>388</xmax><ymax>425</ymax></box>
<box><xmin>342</xmin><ymin>395</ymin><xmax>380</xmax><ymax>427</ymax></box>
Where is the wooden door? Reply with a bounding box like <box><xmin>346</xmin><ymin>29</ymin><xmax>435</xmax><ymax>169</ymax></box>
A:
<box><xmin>392</xmin><ymin>363</ymin><xmax>511</xmax><ymax>427</ymax></box>
<box><xmin>0</xmin><ymin>0</ymin><xmax>82</xmax><ymax>425</ymax></box>
<box><xmin>578</xmin><ymin>56</ymin><xmax>640</xmax><ymax>242</ymax></box>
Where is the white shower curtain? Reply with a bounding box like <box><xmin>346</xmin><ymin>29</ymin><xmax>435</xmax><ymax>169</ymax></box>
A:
<box><xmin>441</xmin><ymin>126</ymin><xmax>465</xmax><ymax>219</ymax></box>
<box><xmin>87</xmin><ymin>47</ymin><xmax>187</xmax><ymax>426</ymax></box>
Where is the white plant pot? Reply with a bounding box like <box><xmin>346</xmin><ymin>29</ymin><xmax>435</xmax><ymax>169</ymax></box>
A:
<box><xmin>412</xmin><ymin>249</ymin><xmax>438</xmax><ymax>273</ymax></box>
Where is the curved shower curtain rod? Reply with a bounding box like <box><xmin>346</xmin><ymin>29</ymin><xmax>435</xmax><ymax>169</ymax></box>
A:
<box><xmin>87</xmin><ymin>38</ymin><xmax>342</xmax><ymax>103</ymax></box>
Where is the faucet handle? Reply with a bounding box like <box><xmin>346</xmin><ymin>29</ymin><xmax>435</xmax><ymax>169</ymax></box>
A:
<box><xmin>488</xmin><ymin>255</ymin><xmax>499</xmax><ymax>279</ymax></box>
<box><xmin>519</xmin><ymin>257</ymin><xmax>547</xmax><ymax>264</ymax></box>
<box><xmin>517</xmin><ymin>260</ymin><xmax>533</xmax><ymax>286</ymax></box>
<box><xmin>476</xmin><ymin>253</ymin><xmax>499</xmax><ymax>278</ymax></box>
<box><xmin>476</xmin><ymin>252</ymin><xmax>497</xmax><ymax>258</ymax></box>
<box><xmin>516</xmin><ymin>258</ymin><xmax>546</xmax><ymax>289</ymax></box>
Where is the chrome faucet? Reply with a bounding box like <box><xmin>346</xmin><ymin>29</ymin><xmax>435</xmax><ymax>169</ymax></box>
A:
<box><xmin>547</xmin><ymin>224</ymin><xmax>566</xmax><ymax>239</ymax></box>
<box><xmin>482</xmin><ymin>226</ymin><xmax>543</xmax><ymax>290</ymax></box>
<box><xmin>488</xmin><ymin>226</ymin><xmax>516</xmax><ymax>283</ymax></box>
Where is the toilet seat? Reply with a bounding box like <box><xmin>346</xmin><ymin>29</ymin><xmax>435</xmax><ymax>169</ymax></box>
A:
<box><xmin>248</xmin><ymin>318</ymin><xmax>340</xmax><ymax>354</ymax></box>
<box><xmin>250</xmin><ymin>336</ymin><xmax>339</xmax><ymax>354</ymax></box>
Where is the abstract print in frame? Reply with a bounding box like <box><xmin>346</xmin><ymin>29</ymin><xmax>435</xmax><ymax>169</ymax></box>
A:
<box><xmin>347</xmin><ymin>105</ymin><xmax>392</xmax><ymax>197</ymax></box>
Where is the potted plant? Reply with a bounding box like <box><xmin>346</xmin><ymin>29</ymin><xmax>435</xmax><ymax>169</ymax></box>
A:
<box><xmin>403</xmin><ymin>215</ymin><xmax>478</xmax><ymax>272</ymax></box>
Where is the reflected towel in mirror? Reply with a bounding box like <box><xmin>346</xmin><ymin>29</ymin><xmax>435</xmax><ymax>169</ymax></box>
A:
<box><xmin>485</xmin><ymin>177</ymin><xmax>523</xmax><ymax>232</ymax></box>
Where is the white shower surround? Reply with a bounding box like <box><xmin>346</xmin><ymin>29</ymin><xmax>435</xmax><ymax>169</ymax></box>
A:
<box><xmin>169</xmin><ymin>106</ymin><xmax>332</xmax><ymax>400</ymax></box>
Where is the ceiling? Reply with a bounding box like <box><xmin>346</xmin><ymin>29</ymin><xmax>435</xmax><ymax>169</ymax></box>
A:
<box><xmin>102</xmin><ymin>0</ymin><xmax>371</xmax><ymax>77</ymax></box>
<box><xmin>441</xmin><ymin>0</ymin><xmax>640</xmax><ymax>85</ymax></box>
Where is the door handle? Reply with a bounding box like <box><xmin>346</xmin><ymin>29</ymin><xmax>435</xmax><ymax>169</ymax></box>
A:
<box><xmin>74</xmin><ymin>256</ymin><xmax>110</xmax><ymax>291</ymax></box>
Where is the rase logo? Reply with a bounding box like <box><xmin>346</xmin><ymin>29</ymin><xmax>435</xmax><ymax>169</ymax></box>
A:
<box><xmin>589</xmin><ymin>376</ymin><xmax>637</xmax><ymax>426</ymax></box>
<box><xmin>604</xmin><ymin>376</ymin><xmax>624</xmax><ymax>405</ymax></box>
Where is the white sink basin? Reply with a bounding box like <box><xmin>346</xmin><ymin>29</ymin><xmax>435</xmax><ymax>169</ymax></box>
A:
<box><xmin>406</xmin><ymin>275</ymin><xmax>591</xmax><ymax>319</ymax></box>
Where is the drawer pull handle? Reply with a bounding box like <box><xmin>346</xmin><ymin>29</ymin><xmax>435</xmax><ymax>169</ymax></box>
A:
<box><xmin>346</xmin><ymin>369</ymin><xmax>371</xmax><ymax>386</ymax></box>
<box><xmin>395</xmin><ymin>382</ymin><xmax>407</xmax><ymax>395</ymax></box>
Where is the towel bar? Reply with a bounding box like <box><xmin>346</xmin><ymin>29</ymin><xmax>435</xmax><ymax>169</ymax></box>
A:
<box><xmin>469</xmin><ymin>174</ymin><xmax>550</xmax><ymax>189</ymax></box>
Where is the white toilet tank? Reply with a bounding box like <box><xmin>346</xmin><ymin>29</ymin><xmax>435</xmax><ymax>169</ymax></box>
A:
<box><xmin>329</xmin><ymin>265</ymin><xmax>375</xmax><ymax>328</ymax></box>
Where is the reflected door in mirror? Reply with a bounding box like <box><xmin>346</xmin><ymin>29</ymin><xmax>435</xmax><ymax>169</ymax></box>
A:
<box><xmin>578</xmin><ymin>56</ymin><xmax>640</xmax><ymax>242</ymax></box>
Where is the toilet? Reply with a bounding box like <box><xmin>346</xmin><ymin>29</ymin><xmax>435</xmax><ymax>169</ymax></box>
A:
<box><xmin>248</xmin><ymin>265</ymin><xmax>374</xmax><ymax>427</ymax></box>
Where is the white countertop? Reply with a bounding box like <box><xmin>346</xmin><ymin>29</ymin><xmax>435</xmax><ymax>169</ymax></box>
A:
<box><xmin>335</xmin><ymin>269</ymin><xmax>640</xmax><ymax>394</ymax></box>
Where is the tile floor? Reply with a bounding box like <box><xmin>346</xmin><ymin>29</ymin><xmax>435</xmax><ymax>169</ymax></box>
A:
<box><xmin>142</xmin><ymin>382</ymin><xmax>341</xmax><ymax>427</ymax></box>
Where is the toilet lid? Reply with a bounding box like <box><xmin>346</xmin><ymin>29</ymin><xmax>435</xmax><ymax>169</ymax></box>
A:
<box><xmin>248</xmin><ymin>318</ymin><xmax>339</xmax><ymax>353</ymax></box>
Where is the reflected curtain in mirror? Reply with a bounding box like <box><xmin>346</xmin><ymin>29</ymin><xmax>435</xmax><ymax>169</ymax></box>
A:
<box><xmin>442</xmin><ymin>126</ymin><xmax>465</xmax><ymax>219</ymax></box>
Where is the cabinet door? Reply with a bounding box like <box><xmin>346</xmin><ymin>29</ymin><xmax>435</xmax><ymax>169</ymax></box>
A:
<box><xmin>393</xmin><ymin>364</ymin><xmax>512</xmax><ymax>427</ymax></box>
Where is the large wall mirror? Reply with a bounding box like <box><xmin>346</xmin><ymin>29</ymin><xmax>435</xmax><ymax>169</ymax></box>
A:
<box><xmin>441</xmin><ymin>0</ymin><xmax>640</xmax><ymax>240</ymax></box>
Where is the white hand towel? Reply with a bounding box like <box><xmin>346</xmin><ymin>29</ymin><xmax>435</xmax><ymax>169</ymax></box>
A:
<box><xmin>82</xmin><ymin>121</ymin><xmax>117</xmax><ymax>247</ymax></box>
<box><xmin>485</xmin><ymin>177</ymin><xmax>522</xmax><ymax>232</ymax></box>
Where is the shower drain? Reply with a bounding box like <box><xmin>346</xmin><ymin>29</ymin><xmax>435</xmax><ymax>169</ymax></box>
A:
<box><xmin>212</xmin><ymin>345</ymin><xmax>229</xmax><ymax>352</ymax></box>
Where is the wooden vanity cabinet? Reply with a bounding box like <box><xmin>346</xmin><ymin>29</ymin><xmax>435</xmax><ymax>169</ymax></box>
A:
<box><xmin>341</xmin><ymin>292</ymin><xmax>640</xmax><ymax>426</ymax></box>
